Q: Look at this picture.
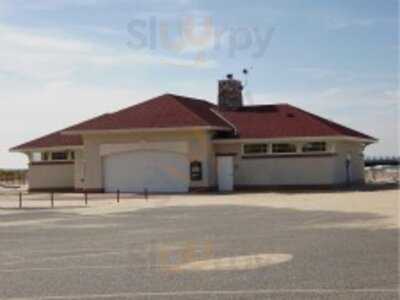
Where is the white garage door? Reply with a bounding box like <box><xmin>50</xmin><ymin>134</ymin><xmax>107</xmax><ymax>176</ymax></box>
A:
<box><xmin>103</xmin><ymin>150</ymin><xmax>189</xmax><ymax>193</ymax></box>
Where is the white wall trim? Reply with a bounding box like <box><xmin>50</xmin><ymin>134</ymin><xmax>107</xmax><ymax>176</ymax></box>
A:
<box><xmin>100</xmin><ymin>141</ymin><xmax>189</xmax><ymax>157</ymax></box>
<box><xmin>213</xmin><ymin>136</ymin><xmax>376</xmax><ymax>144</ymax></box>
<box><xmin>11</xmin><ymin>145</ymin><xmax>83</xmax><ymax>154</ymax></box>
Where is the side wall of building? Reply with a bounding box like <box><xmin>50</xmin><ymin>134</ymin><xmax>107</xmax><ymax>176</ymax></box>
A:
<box><xmin>333</xmin><ymin>141</ymin><xmax>365</xmax><ymax>184</ymax></box>
<box><xmin>213</xmin><ymin>140</ymin><xmax>365</xmax><ymax>187</ymax></box>
<box><xmin>74</xmin><ymin>150</ymin><xmax>85</xmax><ymax>190</ymax></box>
<box><xmin>28</xmin><ymin>163</ymin><xmax>74</xmax><ymax>191</ymax></box>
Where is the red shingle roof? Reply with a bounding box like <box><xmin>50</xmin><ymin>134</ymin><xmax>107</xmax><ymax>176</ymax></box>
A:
<box><xmin>11</xmin><ymin>130</ymin><xmax>82</xmax><ymax>151</ymax></box>
<box><xmin>65</xmin><ymin>94</ymin><xmax>230</xmax><ymax>132</ymax></box>
<box><xmin>217</xmin><ymin>104</ymin><xmax>375</xmax><ymax>140</ymax></box>
<box><xmin>11</xmin><ymin>94</ymin><xmax>376</xmax><ymax>151</ymax></box>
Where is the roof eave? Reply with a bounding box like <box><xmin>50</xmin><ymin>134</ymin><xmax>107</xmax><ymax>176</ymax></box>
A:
<box><xmin>10</xmin><ymin>145</ymin><xmax>84</xmax><ymax>153</ymax></box>
<box><xmin>213</xmin><ymin>135</ymin><xmax>378</xmax><ymax>144</ymax></box>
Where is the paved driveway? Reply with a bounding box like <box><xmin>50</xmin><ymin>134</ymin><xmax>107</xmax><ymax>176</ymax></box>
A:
<box><xmin>0</xmin><ymin>190</ymin><xmax>398</xmax><ymax>299</ymax></box>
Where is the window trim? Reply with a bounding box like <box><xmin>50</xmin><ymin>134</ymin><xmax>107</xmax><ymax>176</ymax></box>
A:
<box><xmin>242</xmin><ymin>143</ymin><xmax>269</xmax><ymax>156</ymax></box>
<box><xmin>240</xmin><ymin>141</ymin><xmax>332</xmax><ymax>158</ymax></box>
<box><xmin>271</xmin><ymin>143</ymin><xmax>298</xmax><ymax>154</ymax></box>
<box><xmin>51</xmin><ymin>151</ymin><xmax>69</xmax><ymax>161</ymax></box>
<box><xmin>301</xmin><ymin>142</ymin><xmax>327</xmax><ymax>153</ymax></box>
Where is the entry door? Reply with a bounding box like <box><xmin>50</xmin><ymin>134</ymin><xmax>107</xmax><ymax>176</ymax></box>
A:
<box><xmin>217</xmin><ymin>156</ymin><xmax>234</xmax><ymax>192</ymax></box>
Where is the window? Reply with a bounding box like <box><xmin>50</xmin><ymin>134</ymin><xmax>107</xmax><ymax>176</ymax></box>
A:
<box><xmin>302</xmin><ymin>142</ymin><xmax>327</xmax><ymax>153</ymax></box>
<box><xmin>243</xmin><ymin>144</ymin><xmax>268</xmax><ymax>155</ymax></box>
<box><xmin>31</xmin><ymin>152</ymin><xmax>41</xmax><ymax>162</ymax></box>
<box><xmin>70</xmin><ymin>151</ymin><xmax>75</xmax><ymax>160</ymax></box>
<box><xmin>51</xmin><ymin>152</ymin><xmax>68</xmax><ymax>161</ymax></box>
<box><xmin>272</xmin><ymin>143</ymin><xmax>297</xmax><ymax>153</ymax></box>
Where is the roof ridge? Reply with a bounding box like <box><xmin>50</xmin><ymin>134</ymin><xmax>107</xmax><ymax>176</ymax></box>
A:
<box><xmin>165</xmin><ymin>93</ymin><xmax>216</xmax><ymax>105</ymax></box>
<box><xmin>167</xmin><ymin>94</ymin><xmax>231</xmax><ymax>128</ymax></box>
<box><xmin>209</xmin><ymin>108</ymin><xmax>237</xmax><ymax>133</ymax></box>
<box><xmin>166</xmin><ymin>94</ymin><xmax>212</xmax><ymax>126</ymax></box>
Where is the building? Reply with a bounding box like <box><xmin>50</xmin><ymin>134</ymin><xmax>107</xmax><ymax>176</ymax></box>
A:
<box><xmin>10</xmin><ymin>75</ymin><xmax>377</xmax><ymax>192</ymax></box>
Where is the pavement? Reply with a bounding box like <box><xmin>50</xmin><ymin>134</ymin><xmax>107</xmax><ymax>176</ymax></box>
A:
<box><xmin>0</xmin><ymin>190</ymin><xmax>398</xmax><ymax>299</ymax></box>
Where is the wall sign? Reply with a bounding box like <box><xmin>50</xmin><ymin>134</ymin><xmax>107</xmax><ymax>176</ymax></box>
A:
<box><xmin>190</xmin><ymin>161</ymin><xmax>202</xmax><ymax>181</ymax></box>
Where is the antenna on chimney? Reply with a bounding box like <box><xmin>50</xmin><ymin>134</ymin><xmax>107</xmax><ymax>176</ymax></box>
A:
<box><xmin>242</xmin><ymin>67</ymin><xmax>254</xmax><ymax>105</ymax></box>
<box><xmin>242</xmin><ymin>67</ymin><xmax>252</xmax><ymax>88</ymax></box>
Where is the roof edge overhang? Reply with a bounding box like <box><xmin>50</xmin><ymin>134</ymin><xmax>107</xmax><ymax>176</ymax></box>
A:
<box><xmin>63</xmin><ymin>126</ymin><xmax>233</xmax><ymax>135</ymax></box>
<box><xmin>10</xmin><ymin>145</ymin><xmax>84</xmax><ymax>153</ymax></box>
<box><xmin>213</xmin><ymin>136</ymin><xmax>378</xmax><ymax>144</ymax></box>
<box><xmin>210</xmin><ymin>109</ymin><xmax>238</xmax><ymax>135</ymax></box>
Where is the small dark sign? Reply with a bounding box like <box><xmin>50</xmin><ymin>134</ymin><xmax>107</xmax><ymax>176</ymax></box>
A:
<box><xmin>190</xmin><ymin>161</ymin><xmax>202</xmax><ymax>181</ymax></box>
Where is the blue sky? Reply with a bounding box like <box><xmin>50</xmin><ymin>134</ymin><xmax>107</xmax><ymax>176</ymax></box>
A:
<box><xmin>0</xmin><ymin>0</ymin><xmax>398</xmax><ymax>168</ymax></box>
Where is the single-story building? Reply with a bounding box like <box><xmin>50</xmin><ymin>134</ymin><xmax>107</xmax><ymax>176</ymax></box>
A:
<box><xmin>11</xmin><ymin>75</ymin><xmax>377</xmax><ymax>192</ymax></box>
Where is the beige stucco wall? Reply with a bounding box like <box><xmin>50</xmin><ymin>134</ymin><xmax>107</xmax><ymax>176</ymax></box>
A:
<box><xmin>333</xmin><ymin>141</ymin><xmax>365</xmax><ymax>184</ymax></box>
<box><xmin>81</xmin><ymin>130</ymin><xmax>214</xmax><ymax>190</ymax></box>
<box><xmin>28</xmin><ymin>163</ymin><xmax>74</xmax><ymax>190</ymax></box>
<box><xmin>74</xmin><ymin>150</ymin><xmax>85</xmax><ymax>190</ymax></box>
<box><xmin>213</xmin><ymin>140</ymin><xmax>366</xmax><ymax>186</ymax></box>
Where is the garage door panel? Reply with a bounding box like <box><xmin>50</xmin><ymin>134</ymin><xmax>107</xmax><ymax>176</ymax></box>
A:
<box><xmin>104</xmin><ymin>151</ymin><xmax>189</xmax><ymax>193</ymax></box>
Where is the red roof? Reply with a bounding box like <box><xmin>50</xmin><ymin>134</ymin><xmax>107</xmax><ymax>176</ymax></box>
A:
<box><xmin>11</xmin><ymin>130</ymin><xmax>82</xmax><ymax>151</ymax></box>
<box><xmin>11</xmin><ymin>94</ymin><xmax>375</xmax><ymax>151</ymax></box>
<box><xmin>65</xmin><ymin>94</ymin><xmax>230</xmax><ymax>132</ymax></box>
<box><xmin>217</xmin><ymin>104</ymin><xmax>375</xmax><ymax>140</ymax></box>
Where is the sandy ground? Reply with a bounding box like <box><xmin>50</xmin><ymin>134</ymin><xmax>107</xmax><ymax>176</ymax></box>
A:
<box><xmin>0</xmin><ymin>188</ymin><xmax>398</xmax><ymax>299</ymax></box>
<box><xmin>0</xmin><ymin>189</ymin><xmax>398</xmax><ymax>229</ymax></box>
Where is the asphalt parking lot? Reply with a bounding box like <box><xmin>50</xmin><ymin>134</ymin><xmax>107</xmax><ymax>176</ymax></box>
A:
<box><xmin>0</xmin><ymin>190</ymin><xmax>398</xmax><ymax>299</ymax></box>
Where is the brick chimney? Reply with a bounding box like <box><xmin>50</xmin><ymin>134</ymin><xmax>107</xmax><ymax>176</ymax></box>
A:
<box><xmin>218</xmin><ymin>74</ymin><xmax>243</xmax><ymax>109</ymax></box>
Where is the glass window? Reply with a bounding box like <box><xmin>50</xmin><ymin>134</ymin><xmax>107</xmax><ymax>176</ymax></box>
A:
<box><xmin>302</xmin><ymin>142</ymin><xmax>326</xmax><ymax>153</ymax></box>
<box><xmin>243</xmin><ymin>144</ymin><xmax>268</xmax><ymax>155</ymax></box>
<box><xmin>272</xmin><ymin>143</ymin><xmax>297</xmax><ymax>153</ymax></box>
<box><xmin>31</xmin><ymin>152</ymin><xmax>41</xmax><ymax>162</ymax></box>
<box><xmin>51</xmin><ymin>152</ymin><xmax>68</xmax><ymax>160</ymax></box>
<box><xmin>70</xmin><ymin>151</ymin><xmax>75</xmax><ymax>160</ymax></box>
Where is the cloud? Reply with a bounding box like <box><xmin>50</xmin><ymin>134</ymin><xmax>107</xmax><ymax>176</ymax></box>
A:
<box><xmin>0</xmin><ymin>26</ymin><xmax>93</xmax><ymax>52</ymax></box>
<box><xmin>0</xmin><ymin>24</ymin><xmax>218</xmax><ymax>81</ymax></box>
<box><xmin>324</xmin><ymin>16</ymin><xmax>398</xmax><ymax>31</ymax></box>
<box><xmin>291</xmin><ymin>67</ymin><xmax>337</xmax><ymax>80</ymax></box>
<box><xmin>3</xmin><ymin>0</ymin><xmax>101</xmax><ymax>11</ymax></box>
<box><xmin>0</xmin><ymin>22</ymin><xmax>218</xmax><ymax>168</ymax></box>
<box><xmin>325</xmin><ymin>18</ymin><xmax>376</xmax><ymax>30</ymax></box>
<box><xmin>1</xmin><ymin>82</ymin><xmax>156</xmax><ymax>168</ymax></box>
<box><xmin>4</xmin><ymin>0</ymin><xmax>195</xmax><ymax>12</ymax></box>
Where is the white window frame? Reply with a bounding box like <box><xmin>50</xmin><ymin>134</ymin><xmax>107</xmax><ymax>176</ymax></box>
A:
<box><xmin>239</xmin><ymin>140</ymin><xmax>335</xmax><ymax>157</ymax></box>
<box><xmin>242</xmin><ymin>143</ymin><xmax>269</xmax><ymax>156</ymax></box>
<box><xmin>271</xmin><ymin>143</ymin><xmax>298</xmax><ymax>154</ymax></box>
<box><xmin>32</xmin><ymin>150</ymin><xmax>76</xmax><ymax>162</ymax></box>
<box><xmin>50</xmin><ymin>151</ymin><xmax>69</xmax><ymax>161</ymax></box>
<box><xmin>301</xmin><ymin>141</ymin><xmax>327</xmax><ymax>153</ymax></box>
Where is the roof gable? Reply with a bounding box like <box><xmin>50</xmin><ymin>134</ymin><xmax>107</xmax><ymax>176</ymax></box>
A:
<box><xmin>65</xmin><ymin>94</ymin><xmax>231</xmax><ymax>132</ymax></box>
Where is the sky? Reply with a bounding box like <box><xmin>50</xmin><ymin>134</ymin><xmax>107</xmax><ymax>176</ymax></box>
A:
<box><xmin>0</xmin><ymin>0</ymin><xmax>398</xmax><ymax>169</ymax></box>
